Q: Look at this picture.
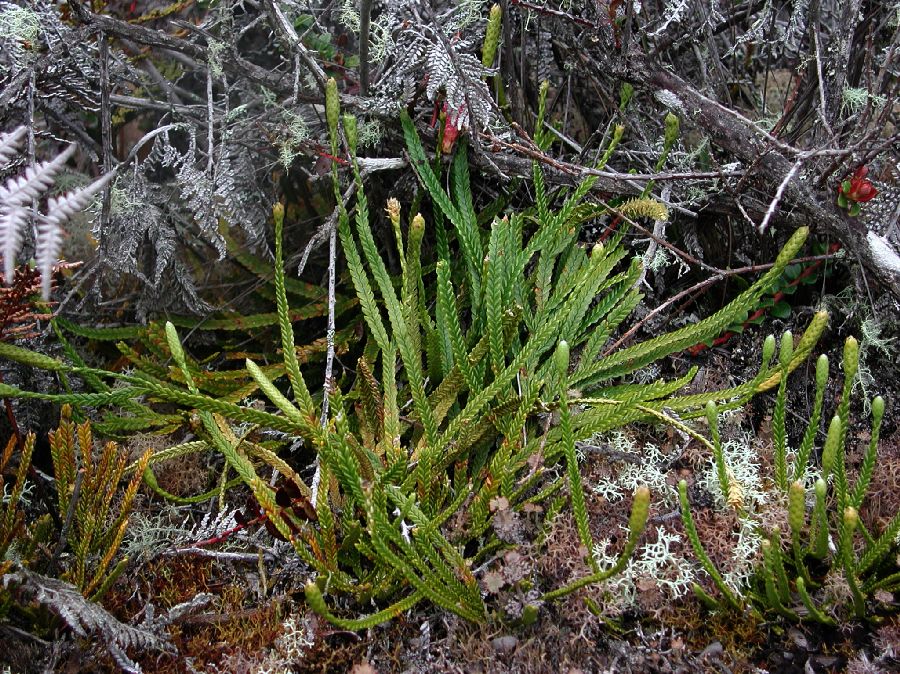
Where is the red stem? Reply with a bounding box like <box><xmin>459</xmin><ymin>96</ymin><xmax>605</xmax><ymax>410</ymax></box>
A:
<box><xmin>686</xmin><ymin>243</ymin><xmax>840</xmax><ymax>356</ymax></box>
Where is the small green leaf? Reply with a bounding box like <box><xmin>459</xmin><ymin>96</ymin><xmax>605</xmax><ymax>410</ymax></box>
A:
<box><xmin>771</xmin><ymin>301</ymin><xmax>792</xmax><ymax>319</ymax></box>
<box><xmin>783</xmin><ymin>264</ymin><xmax>802</xmax><ymax>280</ymax></box>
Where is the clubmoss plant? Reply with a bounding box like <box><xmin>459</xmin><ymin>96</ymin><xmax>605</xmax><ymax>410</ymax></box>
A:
<box><xmin>481</xmin><ymin>4</ymin><xmax>502</xmax><ymax>68</ymax></box>
<box><xmin>3</xmin><ymin>407</ymin><xmax>149</xmax><ymax>598</ymax></box>
<box><xmin>0</xmin><ymin>101</ymin><xmax>830</xmax><ymax>629</ymax></box>
<box><xmin>0</xmin><ymin>434</ymin><xmax>35</xmax><ymax>579</ymax></box>
<box><xmin>680</xmin><ymin>335</ymin><xmax>897</xmax><ymax>622</ymax></box>
<box><xmin>0</xmin><ymin>407</ymin><xmax>165</xmax><ymax>672</ymax></box>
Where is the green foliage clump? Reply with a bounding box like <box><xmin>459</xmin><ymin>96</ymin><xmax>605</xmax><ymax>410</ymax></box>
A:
<box><xmin>0</xmin><ymin>95</ymin><xmax>829</xmax><ymax>631</ymax></box>
<box><xmin>681</xmin><ymin>335</ymin><xmax>898</xmax><ymax>622</ymax></box>
<box><xmin>0</xmin><ymin>409</ymin><xmax>164</xmax><ymax>673</ymax></box>
<box><xmin>2</xmin><ymin>407</ymin><xmax>151</xmax><ymax>602</ymax></box>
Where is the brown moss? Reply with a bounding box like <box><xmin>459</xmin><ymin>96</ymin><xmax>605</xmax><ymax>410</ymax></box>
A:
<box><xmin>127</xmin><ymin>433</ymin><xmax>213</xmax><ymax>499</ymax></box>
<box><xmin>853</xmin><ymin>429</ymin><xmax>900</xmax><ymax>531</ymax></box>
<box><xmin>98</xmin><ymin>555</ymin><xmax>286</xmax><ymax>673</ymax></box>
<box><xmin>647</xmin><ymin>600</ymin><xmax>765</xmax><ymax>669</ymax></box>
<box><xmin>292</xmin><ymin>634</ymin><xmax>368</xmax><ymax>673</ymax></box>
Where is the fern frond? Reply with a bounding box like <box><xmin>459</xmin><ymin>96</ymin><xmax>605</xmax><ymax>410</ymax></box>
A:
<box><xmin>1</xmin><ymin>144</ymin><xmax>76</xmax><ymax>285</ymax></box>
<box><xmin>35</xmin><ymin>170</ymin><xmax>113</xmax><ymax>299</ymax></box>
<box><xmin>364</xmin><ymin>485</ymin><xmax>485</xmax><ymax>621</ymax></box>
<box><xmin>115</xmin><ymin>375</ymin><xmax>303</xmax><ymax>435</ymax></box>
<box><xmin>557</xmin><ymin>246</ymin><xmax>628</xmax><ymax>348</ymax></box>
<box><xmin>6</xmin><ymin>566</ymin><xmax>172</xmax><ymax>669</ymax></box>
<box><xmin>0</xmin><ymin>126</ymin><xmax>26</xmax><ymax>166</ymax></box>
<box><xmin>0</xmin><ymin>144</ymin><xmax>76</xmax><ymax>206</ymax></box>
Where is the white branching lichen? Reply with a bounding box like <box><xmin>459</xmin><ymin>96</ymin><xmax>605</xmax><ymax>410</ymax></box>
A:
<box><xmin>357</xmin><ymin>118</ymin><xmax>385</xmax><ymax>147</ymax></box>
<box><xmin>0</xmin><ymin>3</ymin><xmax>41</xmax><ymax>69</ymax></box>
<box><xmin>338</xmin><ymin>0</ymin><xmax>361</xmax><ymax>32</ymax></box>
<box><xmin>842</xmin><ymin>86</ymin><xmax>887</xmax><ymax>115</ymax></box>
<box><xmin>592</xmin><ymin>432</ymin><xmax>675</xmax><ymax>504</ymax></box>
<box><xmin>278</xmin><ymin>110</ymin><xmax>311</xmax><ymax>168</ymax></box>
<box><xmin>592</xmin><ymin>525</ymin><xmax>696</xmax><ymax>608</ymax></box>
<box><xmin>700</xmin><ymin>429</ymin><xmax>766</xmax><ymax>512</ymax></box>
<box><xmin>648</xmin><ymin>0</ymin><xmax>690</xmax><ymax>37</ymax></box>
<box><xmin>207</xmin><ymin>39</ymin><xmax>226</xmax><ymax>79</ymax></box>
<box><xmin>721</xmin><ymin>520</ymin><xmax>762</xmax><ymax>594</ymax></box>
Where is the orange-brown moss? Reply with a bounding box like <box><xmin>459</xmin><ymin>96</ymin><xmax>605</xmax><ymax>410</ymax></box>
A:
<box><xmin>100</xmin><ymin>556</ymin><xmax>284</xmax><ymax>673</ymax></box>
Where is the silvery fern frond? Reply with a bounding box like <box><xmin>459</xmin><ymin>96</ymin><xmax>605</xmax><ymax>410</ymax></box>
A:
<box><xmin>37</xmin><ymin>170</ymin><xmax>114</xmax><ymax>299</ymax></box>
<box><xmin>155</xmin><ymin>131</ymin><xmax>232</xmax><ymax>260</ymax></box>
<box><xmin>0</xmin><ymin>144</ymin><xmax>76</xmax><ymax>208</ymax></box>
<box><xmin>214</xmin><ymin>144</ymin><xmax>268</xmax><ymax>250</ymax></box>
<box><xmin>190</xmin><ymin>507</ymin><xmax>243</xmax><ymax>543</ymax></box>
<box><xmin>1</xmin><ymin>140</ymin><xmax>112</xmax><ymax>298</ymax></box>
<box><xmin>0</xmin><ymin>125</ymin><xmax>26</xmax><ymax>166</ymax></box>
<box><xmin>0</xmin><ymin>204</ymin><xmax>29</xmax><ymax>286</ymax></box>
<box><xmin>381</xmin><ymin>31</ymin><xmax>494</xmax><ymax>132</ymax></box>
<box><xmin>425</xmin><ymin>41</ymin><xmax>455</xmax><ymax>102</ymax></box>
<box><xmin>176</xmin><ymin>159</ymin><xmax>227</xmax><ymax>259</ymax></box>
<box><xmin>5</xmin><ymin>566</ymin><xmax>173</xmax><ymax>673</ymax></box>
<box><xmin>434</xmin><ymin>48</ymin><xmax>493</xmax><ymax>130</ymax></box>
<box><xmin>0</xmin><ymin>143</ymin><xmax>76</xmax><ymax>285</ymax></box>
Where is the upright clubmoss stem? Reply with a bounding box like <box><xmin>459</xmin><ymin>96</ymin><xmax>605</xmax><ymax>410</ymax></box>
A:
<box><xmin>773</xmin><ymin>331</ymin><xmax>793</xmax><ymax>491</ymax></box>
<box><xmin>325</xmin><ymin>77</ymin><xmax>340</xmax><ymax>156</ymax></box>
<box><xmin>482</xmin><ymin>4</ymin><xmax>502</xmax><ymax>68</ymax></box>
<box><xmin>554</xmin><ymin>340</ymin><xmax>595</xmax><ymax>570</ymax></box>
